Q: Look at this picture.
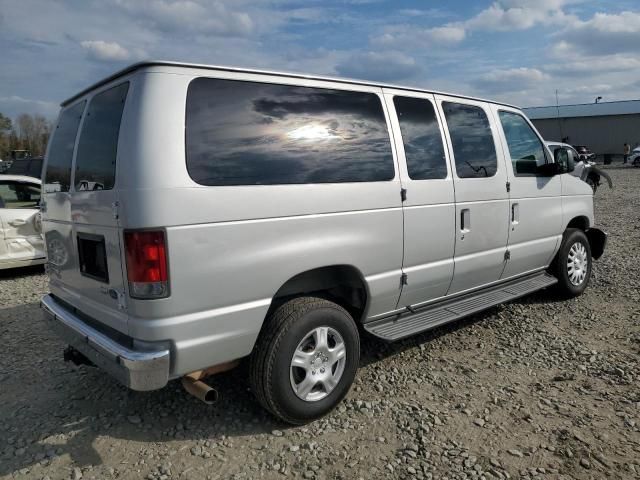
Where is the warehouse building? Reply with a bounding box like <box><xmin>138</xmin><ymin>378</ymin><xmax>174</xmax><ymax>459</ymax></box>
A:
<box><xmin>523</xmin><ymin>100</ymin><xmax>640</xmax><ymax>156</ymax></box>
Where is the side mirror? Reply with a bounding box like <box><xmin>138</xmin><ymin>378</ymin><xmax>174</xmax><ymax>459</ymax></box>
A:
<box><xmin>537</xmin><ymin>162</ymin><xmax>560</xmax><ymax>176</ymax></box>
<box><xmin>554</xmin><ymin>147</ymin><xmax>575</xmax><ymax>174</ymax></box>
<box><xmin>514</xmin><ymin>157</ymin><xmax>538</xmax><ymax>175</ymax></box>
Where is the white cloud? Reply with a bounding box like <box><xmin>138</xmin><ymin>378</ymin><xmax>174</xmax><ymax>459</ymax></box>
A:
<box><xmin>0</xmin><ymin>95</ymin><xmax>59</xmax><ymax>119</ymax></box>
<box><xmin>545</xmin><ymin>54</ymin><xmax>640</xmax><ymax>75</ymax></box>
<box><xmin>428</xmin><ymin>25</ymin><xmax>467</xmax><ymax>43</ymax></box>
<box><xmin>553</xmin><ymin>11</ymin><xmax>640</xmax><ymax>56</ymax></box>
<box><xmin>114</xmin><ymin>0</ymin><xmax>254</xmax><ymax>37</ymax></box>
<box><xmin>561</xmin><ymin>84</ymin><xmax>615</xmax><ymax>95</ymax></box>
<box><xmin>474</xmin><ymin>67</ymin><xmax>550</xmax><ymax>93</ymax></box>
<box><xmin>335</xmin><ymin>51</ymin><xmax>421</xmax><ymax>82</ymax></box>
<box><xmin>466</xmin><ymin>0</ymin><xmax>575</xmax><ymax>31</ymax></box>
<box><xmin>372</xmin><ymin>23</ymin><xmax>466</xmax><ymax>49</ymax></box>
<box><xmin>467</xmin><ymin>3</ymin><xmax>532</xmax><ymax>31</ymax></box>
<box><xmin>372</xmin><ymin>0</ymin><xmax>573</xmax><ymax>51</ymax></box>
<box><xmin>80</xmin><ymin>40</ymin><xmax>134</xmax><ymax>62</ymax></box>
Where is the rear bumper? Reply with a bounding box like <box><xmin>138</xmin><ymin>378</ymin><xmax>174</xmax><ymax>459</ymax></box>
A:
<box><xmin>41</xmin><ymin>294</ymin><xmax>170</xmax><ymax>391</ymax></box>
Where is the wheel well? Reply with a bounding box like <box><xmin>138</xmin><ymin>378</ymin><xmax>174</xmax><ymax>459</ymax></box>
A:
<box><xmin>269</xmin><ymin>265</ymin><xmax>369</xmax><ymax>323</ymax></box>
<box><xmin>567</xmin><ymin>216</ymin><xmax>590</xmax><ymax>231</ymax></box>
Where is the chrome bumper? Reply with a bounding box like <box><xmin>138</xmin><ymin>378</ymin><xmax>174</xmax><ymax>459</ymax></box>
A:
<box><xmin>41</xmin><ymin>294</ymin><xmax>170</xmax><ymax>391</ymax></box>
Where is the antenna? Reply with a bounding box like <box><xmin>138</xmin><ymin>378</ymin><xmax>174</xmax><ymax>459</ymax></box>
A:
<box><xmin>555</xmin><ymin>89</ymin><xmax>564</xmax><ymax>141</ymax></box>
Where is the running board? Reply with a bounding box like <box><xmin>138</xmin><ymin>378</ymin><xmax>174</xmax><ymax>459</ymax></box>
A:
<box><xmin>365</xmin><ymin>272</ymin><xmax>557</xmax><ymax>341</ymax></box>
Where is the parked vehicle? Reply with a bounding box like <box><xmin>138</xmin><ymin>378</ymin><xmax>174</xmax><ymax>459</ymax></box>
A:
<box><xmin>573</xmin><ymin>145</ymin><xmax>596</xmax><ymax>162</ymax></box>
<box><xmin>0</xmin><ymin>174</ymin><xmax>45</xmax><ymax>269</ymax></box>
<box><xmin>546</xmin><ymin>142</ymin><xmax>612</xmax><ymax>193</ymax></box>
<box><xmin>10</xmin><ymin>149</ymin><xmax>31</xmax><ymax>161</ymax></box>
<box><xmin>630</xmin><ymin>146</ymin><xmax>640</xmax><ymax>166</ymax></box>
<box><xmin>5</xmin><ymin>156</ymin><xmax>44</xmax><ymax>179</ymax></box>
<box><xmin>40</xmin><ymin>62</ymin><xmax>607</xmax><ymax>424</ymax></box>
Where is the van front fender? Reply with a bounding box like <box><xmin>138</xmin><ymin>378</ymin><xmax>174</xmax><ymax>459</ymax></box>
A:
<box><xmin>586</xmin><ymin>228</ymin><xmax>607</xmax><ymax>260</ymax></box>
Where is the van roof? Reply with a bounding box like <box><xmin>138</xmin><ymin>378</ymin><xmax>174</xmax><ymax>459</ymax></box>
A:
<box><xmin>61</xmin><ymin>60</ymin><xmax>520</xmax><ymax>110</ymax></box>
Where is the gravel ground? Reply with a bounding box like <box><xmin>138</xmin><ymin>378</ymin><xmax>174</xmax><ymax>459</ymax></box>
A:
<box><xmin>1</xmin><ymin>167</ymin><xmax>639</xmax><ymax>480</ymax></box>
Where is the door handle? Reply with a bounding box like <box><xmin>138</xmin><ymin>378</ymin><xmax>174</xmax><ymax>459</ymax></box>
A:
<box><xmin>511</xmin><ymin>203</ymin><xmax>519</xmax><ymax>226</ymax></box>
<box><xmin>9</xmin><ymin>219</ymin><xmax>27</xmax><ymax>226</ymax></box>
<box><xmin>460</xmin><ymin>209</ymin><xmax>471</xmax><ymax>237</ymax></box>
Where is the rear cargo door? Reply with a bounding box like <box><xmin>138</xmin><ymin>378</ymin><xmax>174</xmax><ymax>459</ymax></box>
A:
<box><xmin>42</xmin><ymin>82</ymin><xmax>130</xmax><ymax>333</ymax></box>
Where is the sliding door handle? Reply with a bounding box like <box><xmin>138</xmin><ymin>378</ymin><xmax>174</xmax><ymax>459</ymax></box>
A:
<box><xmin>511</xmin><ymin>203</ymin><xmax>519</xmax><ymax>226</ymax></box>
<box><xmin>460</xmin><ymin>208</ymin><xmax>471</xmax><ymax>236</ymax></box>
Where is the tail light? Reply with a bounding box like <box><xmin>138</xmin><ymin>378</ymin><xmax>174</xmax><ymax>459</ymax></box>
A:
<box><xmin>124</xmin><ymin>230</ymin><xmax>169</xmax><ymax>299</ymax></box>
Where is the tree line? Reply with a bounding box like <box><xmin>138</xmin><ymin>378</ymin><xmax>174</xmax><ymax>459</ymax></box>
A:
<box><xmin>0</xmin><ymin>112</ymin><xmax>54</xmax><ymax>160</ymax></box>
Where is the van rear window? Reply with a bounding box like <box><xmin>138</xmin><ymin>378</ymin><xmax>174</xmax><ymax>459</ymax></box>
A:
<box><xmin>75</xmin><ymin>82</ymin><xmax>129</xmax><ymax>191</ymax></box>
<box><xmin>185</xmin><ymin>78</ymin><xmax>394</xmax><ymax>185</ymax></box>
<box><xmin>44</xmin><ymin>101</ymin><xmax>85</xmax><ymax>193</ymax></box>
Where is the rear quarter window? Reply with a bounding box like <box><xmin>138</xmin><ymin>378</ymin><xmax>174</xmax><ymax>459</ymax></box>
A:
<box><xmin>74</xmin><ymin>82</ymin><xmax>129</xmax><ymax>191</ymax></box>
<box><xmin>185</xmin><ymin>78</ymin><xmax>394</xmax><ymax>185</ymax></box>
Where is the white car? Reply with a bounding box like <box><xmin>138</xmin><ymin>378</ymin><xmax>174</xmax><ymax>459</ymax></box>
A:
<box><xmin>0</xmin><ymin>174</ymin><xmax>45</xmax><ymax>269</ymax></box>
<box><xmin>546</xmin><ymin>141</ymin><xmax>612</xmax><ymax>193</ymax></box>
<box><xmin>630</xmin><ymin>146</ymin><xmax>640</xmax><ymax>166</ymax></box>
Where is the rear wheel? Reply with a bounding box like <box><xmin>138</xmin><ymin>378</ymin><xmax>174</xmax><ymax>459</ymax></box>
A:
<box><xmin>551</xmin><ymin>229</ymin><xmax>592</xmax><ymax>297</ymax></box>
<box><xmin>249</xmin><ymin>297</ymin><xmax>359</xmax><ymax>425</ymax></box>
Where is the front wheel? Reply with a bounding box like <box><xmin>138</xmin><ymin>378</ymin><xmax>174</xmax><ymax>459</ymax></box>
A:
<box><xmin>586</xmin><ymin>175</ymin><xmax>598</xmax><ymax>193</ymax></box>
<box><xmin>551</xmin><ymin>229</ymin><xmax>592</xmax><ymax>297</ymax></box>
<box><xmin>249</xmin><ymin>297</ymin><xmax>360</xmax><ymax>425</ymax></box>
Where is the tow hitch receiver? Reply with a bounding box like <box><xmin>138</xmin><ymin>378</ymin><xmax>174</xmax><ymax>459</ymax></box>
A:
<box><xmin>63</xmin><ymin>345</ymin><xmax>95</xmax><ymax>367</ymax></box>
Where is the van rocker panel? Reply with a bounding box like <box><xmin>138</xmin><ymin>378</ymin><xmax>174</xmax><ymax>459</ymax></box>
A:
<box><xmin>366</xmin><ymin>271</ymin><xmax>557</xmax><ymax>341</ymax></box>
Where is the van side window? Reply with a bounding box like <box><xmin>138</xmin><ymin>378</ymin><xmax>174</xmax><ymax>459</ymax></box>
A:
<box><xmin>185</xmin><ymin>78</ymin><xmax>394</xmax><ymax>185</ymax></box>
<box><xmin>394</xmin><ymin>96</ymin><xmax>447</xmax><ymax>180</ymax></box>
<box><xmin>75</xmin><ymin>82</ymin><xmax>129</xmax><ymax>191</ymax></box>
<box><xmin>442</xmin><ymin>102</ymin><xmax>497</xmax><ymax>178</ymax></box>
<box><xmin>498</xmin><ymin>111</ymin><xmax>547</xmax><ymax>177</ymax></box>
<box><xmin>44</xmin><ymin>101</ymin><xmax>85</xmax><ymax>193</ymax></box>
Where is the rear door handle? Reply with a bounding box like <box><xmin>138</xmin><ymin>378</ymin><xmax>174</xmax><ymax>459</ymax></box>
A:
<box><xmin>9</xmin><ymin>219</ymin><xmax>27</xmax><ymax>226</ymax></box>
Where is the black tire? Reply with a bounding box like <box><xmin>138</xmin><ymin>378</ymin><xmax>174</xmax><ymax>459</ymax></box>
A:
<box><xmin>551</xmin><ymin>228</ymin><xmax>592</xmax><ymax>297</ymax></box>
<box><xmin>586</xmin><ymin>175</ymin><xmax>598</xmax><ymax>193</ymax></box>
<box><xmin>249</xmin><ymin>297</ymin><xmax>360</xmax><ymax>425</ymax></box>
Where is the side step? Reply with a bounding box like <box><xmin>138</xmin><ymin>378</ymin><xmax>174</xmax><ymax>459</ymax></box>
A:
<box><xmin>365</xmin><ymin>272</ymin><xmax>557</xmax><ymax>341</ymax></box>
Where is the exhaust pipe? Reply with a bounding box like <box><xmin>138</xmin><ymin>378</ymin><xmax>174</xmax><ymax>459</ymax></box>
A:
<box><xmin>181</xmin><ymin>360</ymin><xmax>239</xmax><ymax>404</ymax></box>
<box><xmin>181</xmin><ymin>376</ymin><xmax>218</xmax><ymax>404</ymax></box>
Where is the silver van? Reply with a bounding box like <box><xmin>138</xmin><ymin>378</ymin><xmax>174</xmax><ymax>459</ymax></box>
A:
<box><xmin>41</xmin><ymin>61</ymin><xmax>606</xmax><ymax>424</ymax></box>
